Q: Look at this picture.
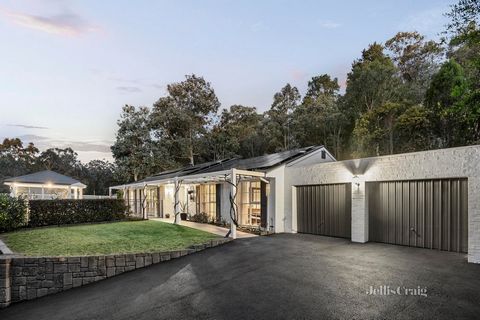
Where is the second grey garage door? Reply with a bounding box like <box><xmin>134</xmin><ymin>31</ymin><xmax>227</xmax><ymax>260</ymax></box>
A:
<box><xmin>296</xmin><ymin>184</ymin><xmax>351</xmax><ymax>238</ymax></box>
<box><xmin>368</xmin><ymin>179</ymin><xmax>468</xmax><ymax>253</ymax></box>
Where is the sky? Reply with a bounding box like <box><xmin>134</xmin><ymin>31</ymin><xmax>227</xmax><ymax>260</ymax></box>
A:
<box><xmin>0</xmin><ymin>0</ymin><xmax>454</xmax><ymax>163</ymax></box>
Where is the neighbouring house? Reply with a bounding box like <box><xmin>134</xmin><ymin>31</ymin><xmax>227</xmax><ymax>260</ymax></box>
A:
<box><xmin>3</xmin><ymin>170</ymin><xmax>86</xmax><ymax>200</ymax></box>
<box><xmin>109</xmin><ymin>146</ymin><xmax>335</xmax><ymax>233</ymax></box>
<box><xmin>111</xmin><ymin>145</ymin><xmax>480</xmax><ymax>264</ymax></box>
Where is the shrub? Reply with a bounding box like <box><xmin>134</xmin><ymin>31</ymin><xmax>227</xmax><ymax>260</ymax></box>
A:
<box><xmin>189</xmin><ymin>212</ymin><xmax>210</xmax><ymax>223</ymax></box>
<box><xmin>28</xmin><ymin>199</ymin><xmax>128</xmax><ymax>227</ymax></box>
<box><xmin>0</xmin><ymin>194</ymin><xmax>28</xmax><ymax>232</ymax></box>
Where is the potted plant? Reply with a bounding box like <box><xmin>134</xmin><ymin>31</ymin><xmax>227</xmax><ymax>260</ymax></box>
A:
<box><xmin>180</xmin><ymin>201</ymin><xmax>188</xmax><ymax>220</ymax></box>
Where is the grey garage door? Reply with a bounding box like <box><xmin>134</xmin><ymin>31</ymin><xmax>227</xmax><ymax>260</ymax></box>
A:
<box><xmin>368</xmin><ymin>179</ymin><xmax>468</xmax><ymax>253</ymax></box>
<box><xmin>296</xmin><ymin>184</ymin><xmax>351</xmax><ymax>238</ymax></box>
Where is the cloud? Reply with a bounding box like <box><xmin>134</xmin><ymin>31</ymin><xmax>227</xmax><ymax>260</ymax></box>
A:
<box><xmin>0</xmin><ymin>7</ymin><xmax>98</xmax><ymax>36</ymax></box>
<box><xmin>116</xmin><ymin>86</ymin><xmax>142</xmax><ymax>93</ymax></box>
<box><xmin>7</xmin><ymin>124</ymin><xmax>49</xmax><ymax>129</ymax></box>
<box><xmin>319</xmin><ymin>20</ymin><xmax>341</xmax><ymax>29</ymax></box>
<box><xmin>108</xmin><ymin>76</ymin><xmax>141</xmax><ymax>84</ymax></box>
<box><xmin>16</xmin><ymin>134</ymin><xmax>112</xmax><ymax>154</ymax></box>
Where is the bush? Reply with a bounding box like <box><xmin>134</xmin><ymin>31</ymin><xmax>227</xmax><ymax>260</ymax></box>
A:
<box><xmin>0</xmin><ymin>194</ymin><xmax>28</xmax><ymax>232</ymax></box>
<box><xmin>189</xmin><ymin>212</ymin><xmax>210</xmax><ymax>223</ymax></box>
<box><xmin>28</xmin><ymin>199</ymin><xmax>128</xmax><ymax>227</ymax></box>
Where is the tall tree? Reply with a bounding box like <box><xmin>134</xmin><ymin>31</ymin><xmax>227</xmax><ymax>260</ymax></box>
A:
<box><xmin>37</xmin><ymin>148</ymin><xmax>82</xmax><ymax>177</ymax></box>
<box><xmin>425</xmin><ymin>59</ymin><xmax>469</xmax><ymax>147</ymax></box>
<box><xmin>263</xmin><ymin>83</ymin><xmax>300</xmax><ymax>152</ymax></box>
<box><xmin>395</xmin><ymin>105</ymin><xmax>434</xmax><ymax>153</ymax></box>
<box><xmin>208</xmin><ymin>105</ymin><xmax>264</xmax><ymax>159</ymax></box>
<box><xmin>344</xmin><ymin>43</ymin><xmax>404</xmax><ymax>156</ymax></box>
<box><xmin>80</xmin><ymin>160</ymin><xmax>119</xmax><ymax>195</ymax></box>
<box><xmin>0</xmin><ymin>138</ymin><xmax>39</xmax><ymax>192</ymax></box>
<box><xmin>292</xmin><ymin>75</ymin><xmax>346</xmax><ymax>158</ymax></box>
<box><xmin>445</xmin><ymin>0</ymin><xmax>480</xmax><ymax>142</ymax></box>
<box><xmin>344</xmin><ymin>43</ymin><xmax>401</xmax><ymax>116</ymax></box>
<box><xmin>111</xmin><ymin>105</ymin><xmax>153</xmax><ymax>182</ymax></box>
<box><xmin>385</xmin><ymin>31</ymin><xmax>443</xmax><ymax>103</ymax></box>
<box><xmin>353</xmin><ymin>102</ymin><xmax>406</xmax><ymax>156</ymax></box>
<box><xmin>151</xmin><ymin>74</ymin><xmax>220</xmax><ymax>166</ymax></box>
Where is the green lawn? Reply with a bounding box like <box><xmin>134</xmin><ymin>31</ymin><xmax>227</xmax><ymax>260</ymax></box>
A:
<box><xmin>1</xmin><ymin>221</ymin><xmax>219</xmax><ymax>256</ymax></box>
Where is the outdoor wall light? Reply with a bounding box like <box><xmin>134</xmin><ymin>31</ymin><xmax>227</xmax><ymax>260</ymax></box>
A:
<box><xmin>352</xmin><ymin>175</ymin><xmax>360</xmax><ymax>188</ymax></box>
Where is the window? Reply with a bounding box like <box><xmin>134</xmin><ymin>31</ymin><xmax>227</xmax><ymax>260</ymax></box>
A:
<box><xmin>197</xmin><ymin>184</ymin><xmax>216</xmax><ymax>220</ymax></box>
<box><xmin>239</xmin><ymin>181</ymin><xmax>261</xmax><ymax>226</ymax></box>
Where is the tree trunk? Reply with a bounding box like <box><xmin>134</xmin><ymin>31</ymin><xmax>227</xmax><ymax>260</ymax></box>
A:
<box><xmin>189</xmin><ymin>129</ymin><xmax>194</xmax><ymax>166</ymax></box>
<box><xmin>389</xmin><ymin>130</ymin><xmax>394</xmax><ymax>155</ymax></box>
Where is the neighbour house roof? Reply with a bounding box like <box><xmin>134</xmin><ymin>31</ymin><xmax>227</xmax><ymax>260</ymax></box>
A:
<box><xmin>114</xmin><ymin>146</ymin><xmax>324</xmax><ymax>188</ymax></box>
<box><xmin>3</xmin><ymin>170</ymin><xmax>86</xmax><ymax>187</ymax></box>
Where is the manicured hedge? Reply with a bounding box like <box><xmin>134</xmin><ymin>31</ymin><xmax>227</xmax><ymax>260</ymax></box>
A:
<box><xmin>28</xmin><ymin>199</ymin><xmax>128</xmax><ymax>227</ymax></box>
<box><xmin>0</xmin><ymin>194</ymin><xmax>28</xmax><ymax>232</ymax></box>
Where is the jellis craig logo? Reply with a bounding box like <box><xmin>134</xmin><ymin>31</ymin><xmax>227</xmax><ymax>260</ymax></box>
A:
<box><xmin>366</xmin><ymin>285</ymin><xmax>427</xmax><ymax>297</ymax></box>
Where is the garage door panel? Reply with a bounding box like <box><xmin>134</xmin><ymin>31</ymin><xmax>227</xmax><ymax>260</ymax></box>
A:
<box><xmin>297</xmin><ymin>183</ymin><xmax>351</xmax><ymax>238</ymax></box>
<box><xmin>368</xmin><ymin>178</ymin><xmax>468</xmax><ymax>253</ymax></box>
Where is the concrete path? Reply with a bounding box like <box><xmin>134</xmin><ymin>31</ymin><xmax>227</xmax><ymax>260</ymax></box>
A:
<box><xmin>0</xmin><ymin>239</ymin><xmax>13</xmax><ymax>254</ymax></box>
<box><xmin>1</xmin><ymin>234</ymin><xmax>480</xmax><ymax>319</ymax></box>
<box><xmin>151</xmin><ymin>218</ymin><xmax>257</xmax><ymax>238</ymax></box>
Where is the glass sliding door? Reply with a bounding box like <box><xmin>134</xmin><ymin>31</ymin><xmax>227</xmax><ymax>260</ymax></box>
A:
<box><xmin>239</xmin><ymin>181</ymin><xmax>261</xmax><ymax>226</ymax></box>
<box><xmin>196</xmin><ymin>184</ymin><xmax>217</xmax><ymax>221</ymax></box>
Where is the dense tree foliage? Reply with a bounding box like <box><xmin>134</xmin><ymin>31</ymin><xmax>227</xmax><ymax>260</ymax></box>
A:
<box><xmin>150</xmin><ymin>75</ymin><xmax>220</xmax><ymax>166</ymax></box>
<box><xmin>107</xmin><ymin>1</ymin><xmax>479</xmax><ymax>181</ymax></box>
<box><xmin>0</xmin><ymin>138</ymin><xmax>119</xmax><ymax>195</ymax></box>
<box><xmin>3</xmin><ymin>1</ymin><xmax>478</xmax><ymax>187</ymax></box>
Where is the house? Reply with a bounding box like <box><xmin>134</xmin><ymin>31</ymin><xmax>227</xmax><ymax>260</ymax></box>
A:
<box><xmin>109</xmin><ymin>146</ymin><xmax>335</xmax><ymax>236</ymax></box>
<box><xmin>111</xmin><ymin>144</ymin><xmax>480</xmax><ymax>264</ymax></box>
<box><xmin>4</xmin><ymin>170</ymin><xmax>86</xmax><ymax>200</ymax></box>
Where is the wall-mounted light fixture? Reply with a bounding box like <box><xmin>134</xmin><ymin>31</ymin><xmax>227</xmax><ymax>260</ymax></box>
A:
<box><xmin>352</xmin><ymin>175</ymin><xmax>360</xmax><ymax>188</ymax></box>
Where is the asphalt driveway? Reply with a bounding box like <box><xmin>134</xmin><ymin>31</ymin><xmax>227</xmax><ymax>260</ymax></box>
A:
<box><xmin>1</xmin><ymin>234</ymin><xmax>480</xmax><ymax>320</ymax></box>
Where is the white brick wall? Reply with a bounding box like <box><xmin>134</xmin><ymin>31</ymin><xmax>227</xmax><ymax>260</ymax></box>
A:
<box><xmin>284</xmin><ymin>145</ymin><xmax>480</xmax><ymax>264</ymax></box>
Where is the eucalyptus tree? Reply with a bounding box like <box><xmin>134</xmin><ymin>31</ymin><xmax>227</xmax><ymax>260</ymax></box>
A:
<box><xmin>209</xmin><ymin>105</ymin><xmax>264</xmax><ymax>160</ymax></box>
<box><xmin>263</xmin><ymin>83</ymin><xmax>301</xmax><ymax>152</ymax></box>
<box><xmin>150</xmin><ymin>74</ymin><xmax>220</xmax><ymax>166</ymax></box>
<box><xmin>292</xmin><ymin>75</ymin><xmax>346</xmax><ymax>158</ymax></box>
<box><xmin>111</xmin><ymin>105</ymin><xmax>154</xmax><ymax>182</ymax></box>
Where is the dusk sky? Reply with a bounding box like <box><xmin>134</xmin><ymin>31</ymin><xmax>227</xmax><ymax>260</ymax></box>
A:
<box><xmin>0</xmin><ymin>0</ymin><xmax>453</xmax><ymax>162</ymax></box>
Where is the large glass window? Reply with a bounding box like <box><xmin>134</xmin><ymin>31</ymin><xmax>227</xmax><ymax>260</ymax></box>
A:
<box><xmin>239</xmin><ymin>181</ymin><xmax>261</xmax><ymax>226</ymax></box>
<box><xmin>197</xmin><ymin>184</ymin><xmax>217</xmax><ymax>220</ymax></box>
<box><xmin>16</xmin><ymin>186</ymin><xmax>69</xmax><ymax>199</ymax></box>
<box><xmin>146</xmin><ymin>188</ymin><xmax>159</xmax><ymax>217</ymax></box>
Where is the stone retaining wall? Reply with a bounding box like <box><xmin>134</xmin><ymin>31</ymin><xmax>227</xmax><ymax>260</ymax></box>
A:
<box><xmin>0</xmin><ymin>238</ymin><xmax>232</xmax><ymax>308</ymax></box>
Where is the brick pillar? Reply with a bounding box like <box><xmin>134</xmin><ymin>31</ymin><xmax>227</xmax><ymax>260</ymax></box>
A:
<box><xmin>351</xmin><ymin>180</ymin><xmax>368</xmax><ymax>243</ymax></box>
<box><xmin>0</xmin><ymin>257</ymin><xmax>11</xmax><ymax>308</ymax></box>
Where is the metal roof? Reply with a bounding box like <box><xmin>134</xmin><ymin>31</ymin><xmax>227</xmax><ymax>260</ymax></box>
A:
<box><xmin>137</xmin><ymin>158</ymin><xmax>236</xmax><ymax>183</ymax></box>
<box><xmin>194</xmin><ymin>146</ymin><xmax>324</xmax><ymax>174</ymax></box>
<box><xmin>3</xmin><ymin>170</ymin><xmax>85</xmax><ymax>187</ymax></box>
<box><xmin>133</xmin><ymin>146</ymin><xmax>323</xmax><ymax>183</ymax></box>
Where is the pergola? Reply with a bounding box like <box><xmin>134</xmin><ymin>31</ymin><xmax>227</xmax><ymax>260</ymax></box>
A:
<box><xmin>109</xmin><ymin>168</ymin><xmax>266</xmax><ymax>239</ymax></box>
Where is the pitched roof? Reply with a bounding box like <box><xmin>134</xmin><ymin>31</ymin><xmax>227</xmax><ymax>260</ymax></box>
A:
<box><xmin>194</xmin><ymin>146</ymin><xmax>324</xmax><ymax>174</ymax></box>
<box><xmin>3</xmin><ymin>170</ymin><xmax>85</xmax><ymax>186</ymax></box>
<box><xmin>135</xmin><ymin>146</ymin><xmax>323</xmax><ymax>183</ymax></box>
<box><xmin>139</xmin><ymin>158</ymin><xmax>235</xmax><ymax>183</ymax></box>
